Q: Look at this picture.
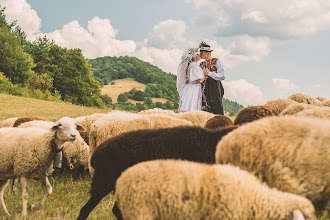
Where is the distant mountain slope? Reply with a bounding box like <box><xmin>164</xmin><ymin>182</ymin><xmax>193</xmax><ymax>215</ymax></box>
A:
<box><xmin>89</xmin><ymin>56</ymin><xmax>243</xmax><ymax>114</ymax></box>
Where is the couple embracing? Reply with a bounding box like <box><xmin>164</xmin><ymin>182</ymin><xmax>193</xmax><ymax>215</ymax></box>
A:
<box><xmin>177</xmin><ymin>42</ymin><xmax>226</xmax><ymax>115</ymax></box>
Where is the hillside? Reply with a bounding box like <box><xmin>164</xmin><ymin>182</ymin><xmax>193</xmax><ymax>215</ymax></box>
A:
<box><xmin>0</xmin><ymin>93</ymin><xmax>109</xmax><ymax>121</ymax></box>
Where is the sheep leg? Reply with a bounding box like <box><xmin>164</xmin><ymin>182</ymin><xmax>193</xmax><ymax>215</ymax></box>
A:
<box><xmin>77</xmin><ymin>193</ymin><xmax>105</xmax><ymax>220</ymax></box>
<box><xmin>30</xmin><ymin>177</ymin><xmax>52</xmax><ymax>211</ymax></box>
<box><xmin>0</xmin><ymin>179</ymin><xmax>10</xmax><ymax>216</ymax></box>
<box><xmin>20</xmin><ymin>176</ymin><xmax>29</xmax><ymax>216</ymax></box>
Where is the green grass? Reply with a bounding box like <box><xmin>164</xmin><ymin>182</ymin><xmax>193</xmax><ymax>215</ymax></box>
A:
<box><xmin>0</xmin><ymin>172</ymin><xmax>115</xmax><ymax>220</ymax></box>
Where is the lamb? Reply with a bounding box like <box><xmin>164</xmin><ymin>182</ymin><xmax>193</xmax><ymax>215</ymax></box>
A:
<box><xmin>0</xmin><ymin>118</ymin><xmax>18</xmax><ymax>128</ymax></box>
<box><xmin>204</xmin><ymin>115</ymin><xmax>233</xmax><ymax>129</ymax></box>
<box><xmin>288</xmin><ymin>93</ymin><xmax>320</xmax><ymax>106</ymax></box>
<box><xmin>13</xmin><ymin>116</ymin><xmax>51</xmax><ymax>127</ymax></box>
<box><xmin>115</xmin><ymin>159</ymin><xmax>316</xmax><ymax>220</ymax></box>
<box><xmin>296</xmin><ymin>107</ymin><xmax>330</xmax><ymax>120</ymax></box>
<box><xmin>233</xmin><ymin>105</ymin><xmax>273</xmax><ymax>126</ymax></box>
<box><xmin>77</xmin><ymin>125</ymin><xmax>237</xmax><ymax>220</ymax></box>
<box><xmin>279</xmin><ymin>103</ymin><xmax>318</xmax><ymax>116</ymax></box>
<box><xmin>215</xmin><ymin>116</ymin><xmax>330</xmax><ymax>211</ymax></box>
<box><xmin>18</xmin><ymin>120</ymin><xmax>90</xmax><ymax>170</ymax></box>
<box><xmin>176</xmin><ymin>110</ymin><xmax>214</xmax><ymax>126</ymax></box>
<box><xmin>137</xmin><ymin>108</ymin><xmax>177</xmax><ymax>117</ymax></box>
<box><xmin>264</xmin><ymin>99</ymin><xmax>297</xmax><ymax>115</ymax></box>
<box><xmin>0</xmin><ymin>117</ymin><xmax>85</xmax><ymax>216</ymax></box>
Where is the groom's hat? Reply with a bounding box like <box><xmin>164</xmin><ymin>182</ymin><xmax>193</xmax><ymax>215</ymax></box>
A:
<box><xmin>199</xmin><ymin>41</ymin><xmax>213</xmax><ymax>52</ymax></box>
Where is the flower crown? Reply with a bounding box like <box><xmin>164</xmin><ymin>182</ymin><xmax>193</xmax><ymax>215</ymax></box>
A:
<box><xmin>181</xmin><ymin>47</ymin><xmax>200</xmax><ymax>62</ymax></box>
<box><xmin>199</xmin><ymin>41</ymin><xmax>209</xmax><ymax>48</ymax></box>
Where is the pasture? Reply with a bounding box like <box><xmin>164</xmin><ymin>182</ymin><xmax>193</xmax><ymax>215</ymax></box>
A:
<box><xmin>0</xmin><ymin>93</ymin><xmax>329</xmax><ymax>219</ymax></box>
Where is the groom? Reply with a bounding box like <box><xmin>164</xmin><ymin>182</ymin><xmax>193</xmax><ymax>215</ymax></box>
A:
<box><xmin>199</xmin><ymin>41</ymin><xmax>226</xmax><ymax>115</ymax></box>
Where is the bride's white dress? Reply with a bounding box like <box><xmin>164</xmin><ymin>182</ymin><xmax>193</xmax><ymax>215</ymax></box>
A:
<box><xmin>178</xmin><ymin>62</ymin><xmax>204</xmax><ymax>113</ymax></box>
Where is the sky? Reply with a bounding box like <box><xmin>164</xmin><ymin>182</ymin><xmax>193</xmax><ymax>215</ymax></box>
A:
<box><xmin>0</xmin><ymin>0</ymin><xmax>329</xmax><ymax>106</ymax></box>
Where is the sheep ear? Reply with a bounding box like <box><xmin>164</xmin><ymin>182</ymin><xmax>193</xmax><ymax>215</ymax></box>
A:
<box><xmin>76</xmin><ymin>123</ymin><xmax>86</xmax><ymax>132</ymax></box>
<box><xmin>50</xmin><ymin>124</ymin><xmax>59</xmax><ymax>131</ymax></box>
<box><xmin>292</xmin><ymin>209</ymin><xmax>305</xmax><ymax>220</ymax></box>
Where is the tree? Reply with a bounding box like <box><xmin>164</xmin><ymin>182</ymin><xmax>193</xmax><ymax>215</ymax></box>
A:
<box><xmin>164</xmin><ymin>100</ymin><xmax>173</xmax><ymax>109</ymax></box>
<box><xmin>0</xmin><ymin>27</ymin><xmax>35</xmax><ymax>85</ymax></box>
<box><xmin>133</xmin><ymin>90</ymin><xmax>145</xmax><ymax>101</ymax></box>
<box><xmin>118</xmin><ymin>93</ymin><xmax>128</xmax><ymax>103</ymax></box>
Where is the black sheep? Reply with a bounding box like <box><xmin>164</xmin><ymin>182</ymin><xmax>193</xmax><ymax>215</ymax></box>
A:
<box><xmin>77</xmin><ymin>125</ymin><xmax>237</xmax><ymax>220</ymax></box>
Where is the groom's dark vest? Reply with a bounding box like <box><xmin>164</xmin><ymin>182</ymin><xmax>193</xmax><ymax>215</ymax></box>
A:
<box><xmin>200</xmin><ymin>58</ymin><xmax>225</xmax><ymax>115</ymax></box>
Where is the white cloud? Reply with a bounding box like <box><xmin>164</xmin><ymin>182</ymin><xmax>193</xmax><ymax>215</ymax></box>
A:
<box><xmin>187</xmin><ymin>0</ymin><xmax>330</xmax><ymax>39</ymax></box>
<box><xmin>222</xmin><ymin>79</ymin><xmax>266</xmax><ymax>106</ymax></box>
<box><xmin>272</xmin><ymin>78</ymin><xmax>300</xmax><ymax>98</ymax></box>
<box><xmin>0</xmin><ymin>0</ymin><xmax>41</xmax><ymax>39</ymax></box>
<box><xmin>144</xmin><ymin>20</ymin><xmax>187</xmax><ymax>49</ymax></box>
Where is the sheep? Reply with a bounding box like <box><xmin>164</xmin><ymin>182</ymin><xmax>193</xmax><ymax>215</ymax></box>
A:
<box><xmin>77</xmin><ymin>125</ymin><xmax>237</xmax><ymax>220</ymax></box>
<box><xmin>322</xmin><ymin>100</ymin><xmax>330</xmax><ymax>107</ymax></box>
<box><xmin>0</xmin><ymin>118</ymin><xmax>18</xmax><ymax>128</ymax></box>
<box><xmin>264</xmin><ymin>99</ymin><xmax>297</xmax><ymax>115</ymax></box>
<box><xmin>13</xmin><ymin>116</ymin><xmax>51</xmax><ymax>127</ymax></box>
<box><xmin>18</xmin><ymin>120</ymin><xmax>90</xmax><ymax>171</ymax></box>
<box><xmin>0</xmin><ymin>117</ymin><xmax>85</xmax><ymax>216</ymax></box>
<box><xmin>204</xmin><ymin>115</ymin><xmax>233</xmax><ymax>129</ymax></box>
<box><xmin>233</xmin><ymin>105</ymin><xmax>274</xmax><ymax>126</ymax></box>
<box><xmin>296</xmin><ymin>107</ymin><xmax>330</xmax><ymax>120</ymax></box>
<box><xmin>215</xmin><ymin>116</ymin><xmax>330</xmax><ymax>211</ymax></box>
<box><xmin>75</xmin><ymin>113</ymin><xmax>107</xmax><ymax>145</ymax></box>
<box><xmin>279</xmin><ymin>103</ymin><xmax>318</xmax><ymax>116</ymax></box>
<box><xmin>288</xmin><ymin>93</ymin><xmax>320</xmax><ymax>105</ymax></box>
<box><xmin>315</xmin><ymin>97</ymin><xmax>326</xmax><ymax>102</ymax></box>
<box><xmin>115</xmin><ymin>159</ymin><xmax>316</xmax><ymax>220</ymax></box>
<box><xmin>137</xmin><ymin>108</ymin><xmax>177</xmax><ymax>117</ymax></box>
<box><xmin>176</xmin><ymin>110</ymin><xmax>214</xmax><ymax>126</ymax></box>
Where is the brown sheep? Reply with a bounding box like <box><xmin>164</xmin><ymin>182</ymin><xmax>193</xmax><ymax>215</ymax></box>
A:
<box><xmin>204</xmin><ymin>115</ymin><xmax>233</xmax><ymax>129</ymax></box>
<box><xmin>264</xmin><ymin>99</ymin><xmax>297</xmax><ymax>115</ymax></box>
<box><xmin>233</xmin><ymin>105</ymin><xmax>274</xmax><ymax>126</ymax></box>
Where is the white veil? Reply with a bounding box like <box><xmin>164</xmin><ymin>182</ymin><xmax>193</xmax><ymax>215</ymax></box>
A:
<box><xmin>176</xmin><ymin>60</ymin><xmax>189</xmax><ymax>93</ymax></box>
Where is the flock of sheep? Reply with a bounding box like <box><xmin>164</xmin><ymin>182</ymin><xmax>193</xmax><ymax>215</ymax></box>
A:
<box><xmin>0</xmin><ymin>92</ymin><xmax>329</xmax><ymax>220</ymax></box>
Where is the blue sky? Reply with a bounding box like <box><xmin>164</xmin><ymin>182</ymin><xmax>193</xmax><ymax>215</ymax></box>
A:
<box><xmin>1</xmin><ymin>0</ymin><xmax>329</xmax><ymax>105</ymax></box>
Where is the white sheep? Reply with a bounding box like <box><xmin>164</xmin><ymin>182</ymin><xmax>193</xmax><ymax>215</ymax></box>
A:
<box><xmin>18</xmin><ymin>120</ymin><xmax>90</xmax><ymax>170</ymax></box>
<box><xmin>215</xmin><ymin>116</ymin><xmax>330</xmax><ymax>211</ymax></box>
<box><xmin>279</xmin><ymin>103</ymin><xmax>318</xmax><ymax>116</ymax></box>
<box><xmin>115</xmin><ymin>159</ymin><xmax>316</xmax><ymax>220</ymax></box>
<box><xmin>0</xmin><ymin>117</ymin><xmax>18</xmax><ymax>128</ymax></box>
<box><xmin>296</xmin><ymin>107</ymin><xmax>330</xmax><ymax>120</ymax></box>
<box><xmin>176</xmin><ymin>110</ymin><xmax>214</xmax><ymax>126</ymax></box>
<box><xmin>0</xmin><ymin>117</ymin><xmax>85</xmax><ymax>216</ymax></box>
<box><xmin>137</xmin><ymin>108</ymin><xmax>177</xmax><ymax>117</ymax></box>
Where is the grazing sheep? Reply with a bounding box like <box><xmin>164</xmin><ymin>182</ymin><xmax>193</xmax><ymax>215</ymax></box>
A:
<box><xmin>264</xmin><ymin>99</ymin><xmax>297</xmax><ymax>115</ymax></box>
<box><xmin>116</xmin><ymin>160</ymin><xmax>316</xmax><ymax>220</ymax></box>
<box><xmin>0</xmin><ymin>118</ymin><xmax>18</xmax><ymax>128</ymax></box>
<box><xmin>296</xmin><ymin>107</ymin><xmax>330</xmax><ymax>120</ymax></box>
<box><xmin>13</xmin><ymin>116</ymin><xmax>51</xmax><ymax>127</ymax></box>
<box><xmin>75</xmin><ymin>113</ymin><xmax>107</xmax><ymax>145</ymax></box>
<box><xmin>288</xmin><ymin>93</ymin><xmax>320</xmax><ymax>105</ymax></box>
<box><xmin>77</xmin><ymin>125</ymin><xmax>237</xmax><ymax>220</ymax></box>
<box><xmin>280</xmin><ymin>103</ymin><xmax>318</xmax><ymax>116</ymax></box>
<box><xmin>137</xmin><ymin>108</ymin><xmax>177</xmax><ymax>117</ymax></box>
<box><xmin>204</xmin><ymin>115</ymin><xmax>233</xmax><ymax>129</ymax></box>
<box><xmin>177</xmin><ymin>110</ymin><xmax>214</xmax><ymax>126</ymax></box>
<box><xmin>0</xmin><ymin>117</ymin><xmax>85</xmax><ymax>216</ymax></box>
<box><xmin>18</xmin><ymin>120</ymin><xmax>90</xmax><ymax>170</ymax></box>
<box><xmin>233</xmin><ymin>105</ymin><xmax>273</xmax><ymax>126</ymax></box>
<box><xmin>215</xmin><ymin>116</ymin><xmax>330</xmax><ymax>211</ymax></box>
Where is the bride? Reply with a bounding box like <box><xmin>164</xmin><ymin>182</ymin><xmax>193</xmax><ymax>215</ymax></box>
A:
<box><xmin>177</xmin><ymin>48</ymin><xmax>209</xmax><ymax>113</ymax></box>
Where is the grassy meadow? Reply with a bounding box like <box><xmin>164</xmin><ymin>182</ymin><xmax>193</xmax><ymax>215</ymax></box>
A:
<box><xmin>101</xmin><ymin>78</ymin><xmax>167</xmax><ymax>104</ymax></box>
<box><xmin>0</xmin><ymin>93</ymin><xmax>329</xmax><ymax>220</ymax></box>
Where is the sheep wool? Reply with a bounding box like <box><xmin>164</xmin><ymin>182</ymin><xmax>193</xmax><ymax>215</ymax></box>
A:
<box><xmin>288</xmin><ymin>93</ymin><xmax>320</xmax><ymax>106</ymax></box>
<box><xmin>137</xmin><ymin>108</ymin><xmax>177</xmax><ymax>117</ymax></box>
<box><xmin>322</xmin><ymin>100</ymin><xmax>330</xmax><ymax>107</ymax></box>
<box><xmin>279</xmin><ymin>103</ymin><xmax>318</xmax><ymax>116</ymax></box>
<box><xmin>0</xmin><ymin>117</ymin><xmax>18</xmax><ymax>128</ymax></box>
<box><xmin>204</xmin><ymin>115</ymin><xmax>233</xmax><ymax>129</ymax></box>
<box><xmin>75</xmin><ymin>113</ymin><xmax>107</xmax><ymax>144</ymax></box>
<box><xmin>177</xmin><ymin>110</ymin><xmax>214</xmax><ymax>127</ymax></box>
<box><xmin>296</xmin><ymin>107</ymin><xmax>330</xmax><ymax>120</ymax></box>
<box><xmin>233</xmin><ymin>105</ymin><xmax>273</xmax><ymax>126</ymax></box>
<box><xmin>264</xmin><ymin>99</ymin><xmax>297</xmax><ymax>115</ymax></box>
<box><xmin>116</xmin><ymin>160</ymin><xmax>316</xmax><ymax>220</ymax></box>
<box><xmin>215</xmin><ymin>116</ymin><xmax>330</xmax><ymax>211</ymax></box>
<box><xmin>13</xmin><ymin>116</ymin><xmax>51</xmax><ymax>127</ymax></box>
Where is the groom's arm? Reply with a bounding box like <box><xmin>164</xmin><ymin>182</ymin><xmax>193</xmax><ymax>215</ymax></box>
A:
<box><xmin>208</xmin><ymin>60</ymin><xmax>226</xmax><ymax>81</ymax></box>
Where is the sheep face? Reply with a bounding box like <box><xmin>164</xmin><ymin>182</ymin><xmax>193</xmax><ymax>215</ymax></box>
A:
<box><xmin>51</xmin><ymin>117</ymin><xmax>86</xmax><ymax>143</ymax></box>
<box><xmin>292</xmin><ymin>208</ymin><xmax>315</xmax><ymax>220</ymax></box>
